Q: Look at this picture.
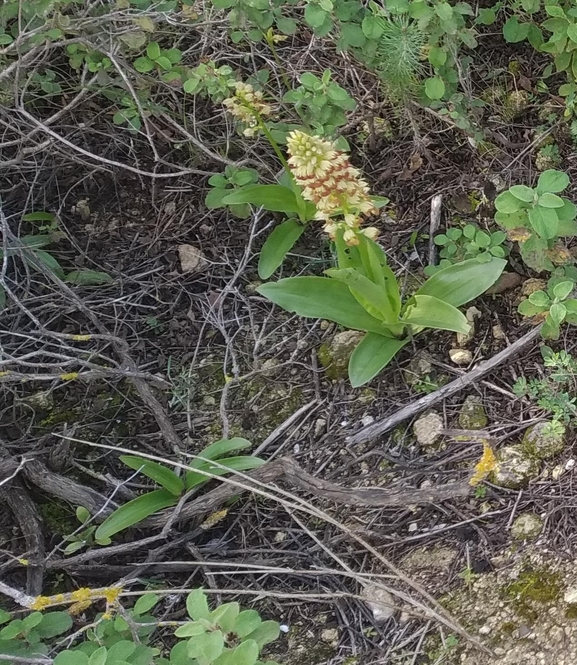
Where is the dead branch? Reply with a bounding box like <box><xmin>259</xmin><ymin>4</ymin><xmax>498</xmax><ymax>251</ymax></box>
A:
<box><xmin>346</xmin><ymin>325</ymin><xmax>543</xmax><ymax>446</ymax></box>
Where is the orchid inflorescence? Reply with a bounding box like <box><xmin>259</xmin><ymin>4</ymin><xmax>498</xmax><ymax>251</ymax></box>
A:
<box><xmin>222</xmin><ymin>81</ymin><xmax>273</xmax><ymax>136</ymax></box>
<box><xmin>286</xmin><ymin>130</ymin><xmax>379</xmax><ymax>246</ymax></box>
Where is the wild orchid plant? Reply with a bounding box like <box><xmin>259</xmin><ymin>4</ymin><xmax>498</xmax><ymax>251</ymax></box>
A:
<box><xmin>256</xmin><ymin>132</ymin><xmax>506</xmax><ymax>386</ymax></box>
<box><xmin>207</xmin><ymin>81</ymin><xmax>505</xmax><ymax>386</ymax></box>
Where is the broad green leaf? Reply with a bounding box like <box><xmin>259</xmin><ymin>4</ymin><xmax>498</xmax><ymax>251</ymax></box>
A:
<box><xmin>146</xmin><ymin>41</ymin><xmax>161</xmax><ymax>60</ymax></box>
<box><xmin>133</xmin><ymin>594</ymin><xmax>160</xmax><ymax>616</ymax></box>
<box><xmin>325</xmin><ymin>267</ymin><xmax>399</xmax><ymax>323</ymax></box>
<box><xmin>553</xmin><ymin>281</ymin><xmax>574</xmax><ymax>300</ymax></box>
<box><xmin>107</xmin><ymin>640</ymin><xmax>137</xmax><ymax>661</ymax></box>
<box><xmin>495</xmin><ymin>191</ymin><xmax>522</xmax><ymax>213</ymax></box>
<box><xmin>64</xmin><ymin>270</ymin><xmax>113</xmax><ymax>285</ymax></box>
<box><xmin>190</xmin><ymin>438</ymin><xmax>252</xmax><ymax>469</ymax></box>
<box><xmin>518</xmin><ymin>299</ymin><xmax>545</xmax><ymax>316</ymax></box>
<box><xmin>230</xmin><ymin>640</ymin><xmax>259</xmax><ymax>665</ymax></box>
<box><xmin>26</xmin><ymin>250</ymin><xmax>65</xmax><ymax>279</ymax></box>
<box><xmin>542</xmin><ymin>314</ymin><xmax>561</xmax><ymax>340</ymax></box>
<box><xmin>520</xmin><ymin>234</ymin><xmax>552</xmax><ymax>272</ymax></box>
<box><xmin>537</xmin><ymin>169</ymin><xmax>570</xmax><ymax>194</ymax></box>
<box><xmin>221</xmin><ymin>185</ymin><xmax>301</xmax><ymax>214</ymax></box>
<box><xmin>424</xmin><ymin>77</ymin><xmax>445</xmax><ymax>100</ymax></box>
<box><xmin>503</xmin><ymin>16</ymin><xmax>530</xmax><ymax>42</ymax></box>
<box><xmin>258</xmin><ymin>219</ymin><xmax>305</xmax><ymax>279</ymax></box>
<box><xmin>133</xmin><ymin>56</ymin><xmax>154</xmax><ymax>72</ymax></box>
<box><xmin>304</xmin><ymin>3</ymin><xmax>328</xmax><ymax>28</ymax></box>
<box><xmin>528</xmin><ymin>291</ymin><xmax>550</xmax><ymax>306</ymax></box>
<box><xmin>88</xmin><ymin>646</ymin><xmax>107</xmax><ymax>665</ymax></box>
<box><xmin>564</xmin><ymin>299</ymin><xmax>577</xmax><ymax>324</ymax></box>
<box><xmin>245</xmin><ymin>620</ymin><xmax>280</xmax><ymax>648</ymax></box>
<box><xmin>256</xmin><ymin>277</ymin><xmax>391</xmax><ymax>335</ymax></box>
<box><xmin>276</xmin><ymin>16</ymin><xmax>298</xmax><ymax>34</ymax></box>
<box><xmin>415</xmin><ymin>257</ymin><xmax>506</xmax><ymax>307</ymax></box>
<box><xmin>549</xmin><ymin>302</ymin><xmax>567</xmax><ymax>323</ymax></box>
<box><xmin>212</xmin><ymin>602</ymin><xmax>240</xmax><ymax>633</ymax></box>
<box><xmin>95</xmin><ymin>489</ymin><xmax>177</xmax><ymax>540</ymax></box>
<box><xmin>36</xmin><ymin>612</ymin><xmax>73</xmax><ymax>639</ymax></box>
<box><xmin>0</xmin><ymin>611</ymin><xmax>10</xmax><ymax>626</ymax></box>
<box><xmin>495</xmin><ymin>209</ymin><xmax>529</xmax><ymax>229</ymax></box>
<box><xmin>23</xmin><ymin>613</ymin><xmax>43</xmax><ymax>629</ymax></box>
<box><xmin>348</xmin><ymin>333</ymin><xmax>409</xmax><ymax>387</ymax></box>
<box><xmin>22</xmin><ymin>212</ymin><xmax>56</xmax><ymax>222</ymax></box>
<box><xmin>360</xmin><ymin>237</ymin><xmax>402</xmax><ymax>318</ymax></box>
<box><xmin>234</xmin><ymin>610</ymin><xmax>262</xmax><ymax>638</ymax></box>
<box><xmin>120</xmin><ymin>456</ymin><xmax>183</xmax><ymax>496</ymax></box>
<box><xmin>528</xmin><ymin>206</ymin><xmax>559</xmax><ymax>239</ymax></box>
<box><xmin>174</xmin><ymin>621</ymin><xmax>207</xmax><ymax>638</ymax></box>
<box><xmin>186</xmin><ymin>589</ymin><xmax>211</xmax><ymax>621</ymax></box>
<box><xmin>558</xmin><ymin>217</ymin><xmax>577</xmax><ymax>236</ymax></box>
<box><xmin>509</xmin><ymin>185</ymin><xmax>535</xmax><ymax>202</ymax></box>
<box><xmin>538</xmin><ymin>192</ymin><xmax>565</xmax><ymax>208</ymax></box>
<box><xmin>55</xmin><ymin>653</ymin><xmax>89</xmax><ymax>665</ymax></box>
<box><xmin>402</xmin><ymin>295</ymin><xmax>469</xmax><ymax>333</ymax></box>
<box><xmin>21</xmin><ymin>234</ymin><xmax>53</xmax><ymax>248</ymax></box>
<box><xmin>185</xmin><ymin>456</ymin><xmax>265</xmax><ymax>490</ymax></box>
<box><xmin>188</xmin><ymin>629</ymin><xmax>224</xmax><ymax>662</ymax></box>
<box><xmin>428</xmin><ymin>45</ymin><xmax>447</xmax><ymax>66</ymax></box>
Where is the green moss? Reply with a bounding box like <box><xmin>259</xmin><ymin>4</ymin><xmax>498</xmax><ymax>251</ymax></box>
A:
<box><xmin>499</xmin><ymin>621</ymin><xmax>518</xmax><ymax>636</ymax></box>
<box><xmin>38</xmin><ymin>408</ymin><xmax>81</xmax><ymax>429</ymax></box>
<box><xmin>503</xmin><ymin>566</ymin><xmax>562</xmax><ymax>622</ymax></box>
<box><xmin>565</xmin><ymin>605</ymin><xmax>577</xmax><ymax>620</ymax></box>
<box><xmin>38</xmin><ymin>499</ymin><xmax>76</xmax><ymax>535</ymax></box>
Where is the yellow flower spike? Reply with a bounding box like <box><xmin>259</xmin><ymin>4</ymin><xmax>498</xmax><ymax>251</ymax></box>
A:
<box><xmin>286</xmin><ymin>131</ymin><xmax>380</xmax><ymax>246</ymax></box>
<box><xmin>470</xmin><ymin>442</ymin><xmax>498</xmax><ymax>487</ymax></box>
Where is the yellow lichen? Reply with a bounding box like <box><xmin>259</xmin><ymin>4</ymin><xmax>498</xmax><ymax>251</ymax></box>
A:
<box><xmin>30</xmin><ymin>596</ymin><xmax>51</xmax><ymax>611</ymax></box>
<box><xmin>71</xmin><ymin>588</ymin><xmax>92</xmax><ymax>602</ymax></box>
<box><xmin>60</xmin><ymin>372</ymin><xmax>79</xmax><ymax>381</ymax></box>
<box><xmin>101</xmin><ymin>587</ymin><xmax>122</xmax><ymax>604</ymax></box>
<box><xmin>71</xmin><ymin>334</ymin><xmax>92</xmax><ymax>341</ymax></box>
<box><xmin>470</xmin><ymin>442</ymin><xmax>498</xmax><ymax>486</ymax></box>
<box><xmin>201</xmin><ymin>509</ymin><xmax>228</xmax><ymax>530</ymax></box>
<box><xmin>68</xmin><ymin>600</ymin><xmax>92</xmax><ymax>615</ymax></box>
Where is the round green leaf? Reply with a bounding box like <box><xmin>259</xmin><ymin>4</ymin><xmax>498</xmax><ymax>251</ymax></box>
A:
<box><xmin>424</xmin><ymin>77</ymin><xmax>445</xmax><ymax>100</ymax></box>
<box><xmin>146</xmin><ymin>41</ymin><xmax>161</xmax><ymax>60</ymax></box>
<box><xmin>475</xmin><ymin>230</ymin><xmax>491</xmax><ymax>248</ymax></box>
<box><xmin>549</xmin><ymin>302</ymin><xmax>567</xmax><ymax>323</ymax></box>
<box><xmin>463</xmin><ymin>224</ymin><xmax>477</xmax><ymax>239</ymax></box>
<box><xmin>553</xmin><ymin>280</ymin><xmax>574</xmax><ymax>300</ymax></box>
<box><xmin>537</xmin><ymin>170</ymin><xmax>570</xmax><ymax>194</ymax></box>
<box><xmin>509</xmin><ymin>185</ymin><xmax>535</xmax><ymax>202</ymax></box>
<box><xmin>503</xmin><ymin>16</ymin><xmax>530</xmax><ymax>43</ymax></box>
<box><xmin>568</xmin><ymin>23</ymin><xmax>577</xmax><ymax>43</ymax></box>
<box><xmin>188</xmin><ymin>630</ymin><xmax>225</xmax><ymax>662</ymax></box>
<box><xmin>428</xmin><ymin>45</ymin><xmax>447</xmax><ymax>67</ymax></box>
<box><xmin>538</xmin><ymin>192</ymin><xmax>565</xmax><ymax>208</ymax></box>
<box><xmin>88</xmin><ymin>646</ymin><xmax>107</xmax><ymax>665</ymax></box>
<box><xmin>235</xmin><ymin>610</ymin><xmax>262</xmax><ymax>638</ymax></box>
<box><xmin>55</xmin><ymin>653</ymin><xmax>89</xmax><ymax>665</ymax></box>
<box><xmin>495</xmin><ymin>191</ymin><xmax>522</xmax><ymax>214</ymax></box>
<box><xmin>133</xmin><ymin>56</ymin><xmax>154</xmax><ymax>73</ymax></box>
<box><xmin>434</xmin><ymin>234</ymin><xmax>448</xmax><ymax>245</ymax></box>
<box><xmin>528</xmin><ymin>290</ymin><xmax>550</xmax><ymax>307</ymax></box>
<box><xmin>37</xmin><ymin>612</ymin><xmax>73</xmax><ymax>638</ymax></box>
<box><xmin>231</xmin><ymin>640</ymin><xmax>259</xmax><ymax>665</ymax></box>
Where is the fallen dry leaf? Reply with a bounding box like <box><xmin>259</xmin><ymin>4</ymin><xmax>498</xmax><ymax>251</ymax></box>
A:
<box><xmin>398</xmin><ymin>154</ymin><xmax>423</xmax><ymax>181</ymax></box>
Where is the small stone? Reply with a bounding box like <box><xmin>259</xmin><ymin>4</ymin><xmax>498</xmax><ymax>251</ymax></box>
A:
<box><xmin>511</xmin><ymin>513</ymin><xmax>543</xmax><ymax>540</ymax></box>
<box><xmin>413</xmin><ymin>412</ymin><xmax>443</xmax><ymax>446</ymax></box>
<box><xmin>401</xmin><ymin>546</ymin><xmax>457</xmax><ymax>575</ymax></box>
<box><xmin>274</xmin><ymin>531</ymin><xmax>287</xmax><ymax>543</ymax></box>
<box><xmin>566</xmin><ymin>459</ymin><xmax>576</xmax><ymax>471</ymax></box>
<box><xmin>521</xmin><ymin>278</ymin><xmax>547</xmax><ymax>297</ymax></box>
<box><xmin>320</xmin><ymin>628</ymin><xmax>339</xmax><ymax>647</ymax></box>
<box><xmin>317</xmin><ymin>330</ymin><xmax>364</xmax><ymax>380</ymax></box>
<box><xmin>458</xmin><ymin>395</ymin><xmax>488</xmax><ymax>430</ymax></box>
<box><xmin>522</xmin><ymin>421</ymin><xmax>565</xmax><ymax>460</ymax></box>
<box><xmin>403</xmin><ymin>352</ymin><xmax>433</xmax><ymax>387</ymax></box>
<box><xmin>492</xmin><ymin>324</ymin><xmax>506</xmax><ymax>341</ymax></box>
<box><xmin>314</xmin><ymin>418</ymin><xmax>326</xmax><ymax>437</ymax></box>
<box><xmin>449</xmin><ymin>349</ymin><xmax>473</xmax><ymax>365</ymax></box>
<box><xmin>178</xmin><ymin>244</ymin><xmax>209</xmax><ymax>274</ymax></box>
<box><xmin>564</xmin><ymin>586</ymin><xmax>577</xmax><ymax>604</ymax></box>
<box><xmin>408</xmin><ymin>522</ymin><xmax>418</xmax><ymax>533</ymax></box>
<box><xmin>479</xmin><ymin>625</ymin><xmax>491</xmax><ymax>635</ymax></box>
<box><xmin>24</xmin><ymin>390</ymin><xmax>54</xmax><ymax>409</ymax></box>
<box><xmin>361</xmin><ymin>415</ymin><xmax>374</xmax><ymax>427</ymax></box>
<box><xmin>491</xmin><ymin>445</ymin><xmax>541</xmax><ymax>488</ymax></box>
<box><xmin>202</xmin><ymin>396</ymin><xmax>216</xmax><ymax>406</ymax></box>
<box><xmin>552</xmin><ymin>464</ymin><xmax>564</xmax><ymax>480</ymax></box>
<box><xmin>362</xmin><ymin>585</ymin><xmax>396</xmax><ymax>623</ymax></box>
<box><xmin>456</xmin><ymin>306</ymin><xmax>482</xmax><ymax>347</ymax></box>
<box><xmin>260</xmin><ymin>358</ymin><xmax>280</xmax><ymax>378</ymax></box>
<box><xmin>319</xmin><ymin>320</ymin><xmax>331</xmax><ymax>330</ymax></box>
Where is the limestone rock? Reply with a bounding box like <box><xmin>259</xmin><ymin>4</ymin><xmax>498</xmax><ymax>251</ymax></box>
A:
<box><xmin>413</xmin><ymin>412</ymin><xmax>443</xmax><ymax>446</ymax></box>
<box><xmin>456</xmin><ymin>306</ymin><xmax>482</xmax><ymax>347</ymax></box>
<box><xmin>403</xmin><ymin>352</ymin><xmax>433</xmax><ymax>387</ymax></box>
<box><xmin>317</xmin><ymin>330</ymin><xmax>364</xmax><ymax>380</ymax></box>
<box><xmin>362</xmin><ymin>584</ymin><xmax>395</xmax><ymax>623</ymax></box>
<box><xmin>511</xmin><ymin>513</ymin><xmax>543</xmax><ymax>541</ymax></box>
<box><xmin>459</xmin><ymin>395</ymin><xmax>488</xmax><ymax>430</ymax></box>
<box><xmin>522</xmin><ymin>422</ymin><xmax>565</xmax><ymax>460</ymax></box>
<box><xmin>449</xmin><ymin>348</ymin><xmax>473</xmax><ymax>365</ymax></box>
<box><xmin>491</xmin><ymin>445</ymin><xmax>541</xmax><ymax>488</ymax></box>
<box><xmin>401</xmin><ymin>546</ymin><xmax>458</xmax><ymax>575</ymax></box>
<box><xmin>178</xmin><ymin>244</ymin><xmax>209</xmax><ymax>274</ymax></box>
